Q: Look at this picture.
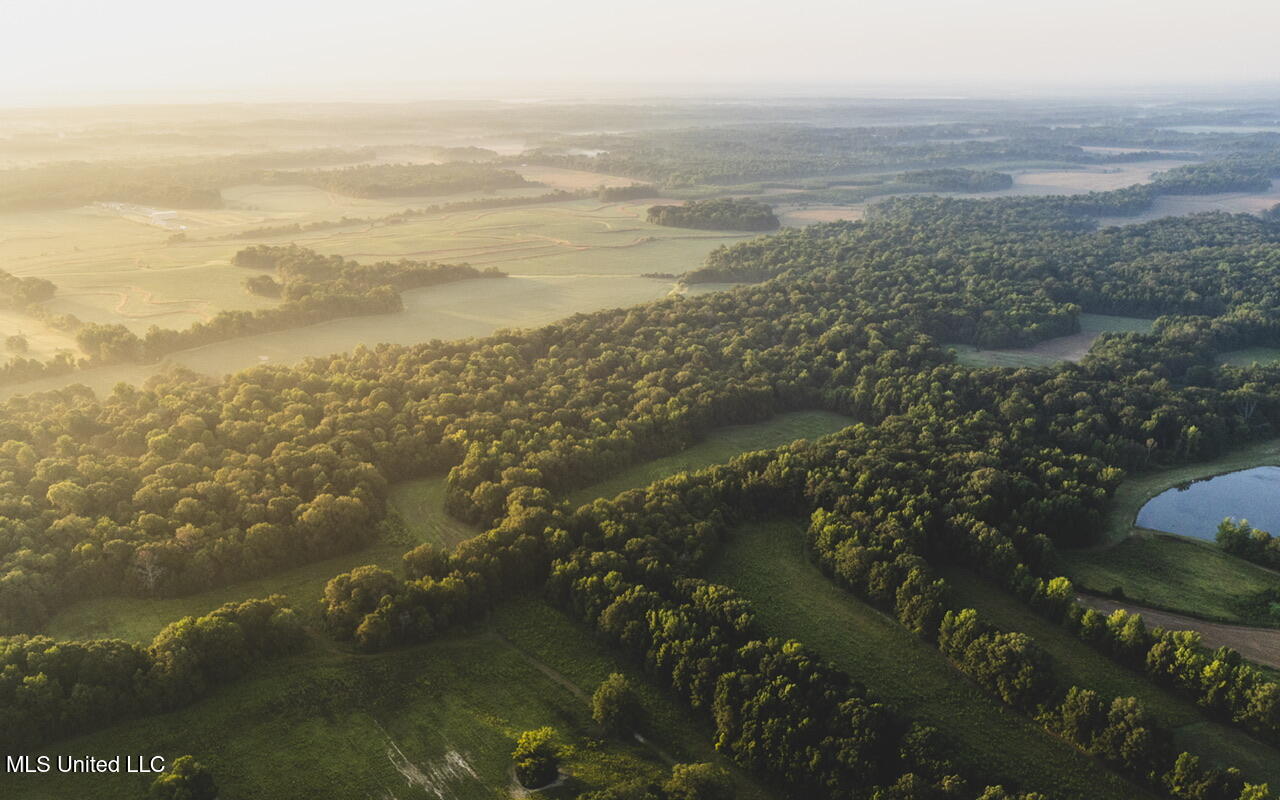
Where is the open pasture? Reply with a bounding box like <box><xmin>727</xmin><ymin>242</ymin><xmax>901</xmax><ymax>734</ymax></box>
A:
<box><xmin>952</xmin><ymin>313</ymin><xmax>1152</xmax><ymax>367</ymax></box>
<box><xmin>1218</xmin><ymin>346</ymin><xmax>1280</xmax><ymax>366</ymax></box>
<box><xmin>513</xmin><ymin>164</ymin><xmax>640</xmax><ymax>190</ymax></box>
<box><xmin>388</xmin><ymin>477</ymin><xmax>480</xmax><ymax>550</ymax></box>
<box><xmin>567</xmin><ymin>410</ymin><xmax>851</xmax><ymax>506</ymax></box>
<box><xmin>44</xmin><ymin>412</ymin><xmax>845</xmax><ymax>643</ymax></box>
<box><xmin>972</xmin><ymin>159</ymin><xmax>1193</xmax><ymax>197</ymax></box>
<box><xmin>1059</xmin><ymin>435</ymin><xmax>1280</xmax><ymax>623</ymax></box>
<box><xmin>1061</xmin><ymin>535</ymin><xmax>1279</xmax><ymax>625</ymax></box>
<box><xmin>12</xmin><ymin>600</ymin><xmax>773</xmax><ymax>800</ymax></box>
<box><xmin>1099</xmin><ymin>178</ymin><xmax>1280</xmax><ymax>226</ymax></box>
<box><xmin>706</xmin><ymin>519</ymin><xmax>1154</xmax><ymax>800</ymax></box>
<box><xmin>0</xmin><ymin>193</ymin><xmax>744</xmax><ymax>398</ymax></box>
<box><xmin>773</xmin><ymin>160</ymin><xmax>1194</xmax><ymax>228</ymax></box>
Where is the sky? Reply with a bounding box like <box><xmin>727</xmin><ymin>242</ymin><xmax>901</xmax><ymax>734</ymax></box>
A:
<box><xmin>4</xmin><ymin>0</ymin><xmax>1280</xmax><ymax>106</ymax></box>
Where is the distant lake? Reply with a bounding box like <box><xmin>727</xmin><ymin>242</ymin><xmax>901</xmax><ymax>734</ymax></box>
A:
<box><xmin>1136</xmin><ymin>466</ymin><xmax>1280</xmax><ymax>540</ymax></box>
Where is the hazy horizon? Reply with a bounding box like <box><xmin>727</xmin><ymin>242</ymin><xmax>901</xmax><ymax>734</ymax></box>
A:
<box><xmin>6</xmin><ymin>0</ymin><xmax>1280</xmax><ymax>108</ymax></box>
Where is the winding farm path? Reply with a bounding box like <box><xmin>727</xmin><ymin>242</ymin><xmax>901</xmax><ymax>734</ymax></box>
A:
<box><xmin>1078</xmin><ymin>594</ymin><xmax>1280</xmax><ymax>670</ymax></box>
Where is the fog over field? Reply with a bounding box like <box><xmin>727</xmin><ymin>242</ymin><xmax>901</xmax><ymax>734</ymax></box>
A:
<box><xmin>6</xmin><ymin>4</ymin><xmax>1280</xmax><ymax>800</ymax></box>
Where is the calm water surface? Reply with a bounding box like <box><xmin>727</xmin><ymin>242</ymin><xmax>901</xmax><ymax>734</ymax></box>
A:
<box><xmin>1136</xmin><ymin>465</ymin><xmax>1280</xmax><ymax>540</ymax></box>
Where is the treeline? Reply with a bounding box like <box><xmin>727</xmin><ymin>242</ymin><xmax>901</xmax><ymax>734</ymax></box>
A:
<box><xmin>901</xmin><ymin>168</ymin><xmax>1014</xmax><ymax>192</ymax></box>
<box><xmin>72</xmin><ymin>245</ymin><xmax>504</xmax><ymax>364</ymax></box>
<box><xmin>517</xmin><ymin>124</ymin><xmax>1122</xmax><ymax>186</ymax></box>
<box><xmin>14</xmin><ymin>188</ymin><xmax>1280</xmax><ymax>634</ymax></box>
<box><xmin>0</xmin><ymin>148</ymin><xmax>375</xmax><ymax>212</ymax></box>
<box><xmin>546</xmin><ymin>468</ymin><xmax>1053</xmax><ymax>799</ymax></box>
<box><xmin>597</xmin><ymin>184</ymin><xmax>659</xmax><ymax>201</ymax></box>
<box><xmin>9</xmin><ymin>160</ymin><xmax>1280</xmax><ymax>794</ymax></box>
<box><xmin>544</xmin><ymin>453</ymin><xmax>1269</xmax><ymax>800</ymax></box>
<box><xmin>1216</xmin><ymin>518</ymin><xmax>1280</xmax><ymax>570</ymax></box>
<box><xmin>0</xmin><ymin>596</ymin><xmax>303</xmax><ymax>751</ymax></box>
<box><xmin>0</xmin><ymin>269</ymin><xmax>56</xmax><ymax>308</ymax></box>
<box><xmin>316</xmin><ymin>408</ymin><xmax>1280</xmax><ymax>796</ymax></box>
<box><xmin>787</xmin><ymin>418</ymin><xmax>1280</xmax><ymax>746</ymax></box>
<box><xmin>277</xmin><ymin>162</ymin><xmax>534</xmax><ymax>199</ymax></box>
<box><xmin>646</xmin><ymin>198</ymin><xmax>779</xmax><ymax>231</ymax></box>
<box><xmin>0</xmin><ymin>269</ymin><xmax>83</xmax><ymax>387</ymax></box>
<box><xmin>208</xmin><ymin>190</ymin><xmax>583</xmax><ymax>241</ymax></box>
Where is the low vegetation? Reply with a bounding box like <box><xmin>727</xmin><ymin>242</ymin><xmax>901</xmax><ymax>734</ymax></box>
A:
<box><xmin>280</xmin><ymin>161</ymin><xmax>535</xmax><ymax>198</ymax></box>
<box><xmin>901</xmin><ymin>167</ymin><xmax>1014</xmax><ymax>191</ymax></box>
<box><xmin>1061</xmin><ymin>536</ymin><xmax>1280</xmax><ymax>624</ymax></box>
<box><xmin>4</xmin><ymin>600</ymin><xmax>773</xmax><ymax>800</ymax></box>
<box><xmin>73</xmin><ymin>244</ymin><xmax>505</xmax><ymax>364</ymax></box>
<box><xmin>12</xmin><ymin>105</ymin><xmax>1280</xmax><ymax>799</ymax></box>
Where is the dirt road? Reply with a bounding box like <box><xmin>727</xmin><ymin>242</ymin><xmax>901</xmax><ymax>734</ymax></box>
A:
<box><xmin>1078</xmin><ymin>595</ymin><xmax>1280</xmax><ymax>670</ymax></box>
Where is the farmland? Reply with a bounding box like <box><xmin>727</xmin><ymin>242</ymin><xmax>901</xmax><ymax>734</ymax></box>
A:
<box><xmin>43</xmin><ymin>411</ymin><xmax>849</xmax><ymax>643</ymax></box>
<box><xmin>7</xmin><ymin>599</ymin><xmax>773</xmax><ymax>800</ymax></box>
<box><xmin>566</xmin><ymin>410</ymin><xmax>851</xmax><ymax>506</ymax></box>
<box><xmin>705</xmin><ymin>519</ymin><xmax>1153</xmax><ymax>800</ymax></box>
<box><xmin>10</xmin><ymin>98</ymin><xmax>1280</xmax><ymax>800</ymax></box>
<box><xmin>940</xmin><ymin>567</ymin><xmax>1280</xmax><ymax>786</ymax></box>
<box><xmin>0</xmin><ymin>191</ymin><xmax>746</xmax><ymax>399</ymax></box>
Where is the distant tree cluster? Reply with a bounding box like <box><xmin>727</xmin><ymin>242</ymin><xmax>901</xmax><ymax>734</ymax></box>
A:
<box><xmin>0</xmin><ymin>148</ymin><xmax>373</xmax><ymax>212</ymax></box>
<box><xmin>518</xmin><ymin>124</ymin><xmax>1101</xmax><ymax>186</ymax></box>
<box><xmin>0</xmin><ymin>596</ymin><xmax>303</xmax><ymax>751</ymax></box>
<box><xmin>72</xmin><ymin>245</ymin><xmax>505</xmax><ymax>364</ymax></box>
<box><xmin>278</xmin><ymin>162</ymin><xmax>534</xmax><ymax>199</ymax></box>
<box><xmin>209</xmin><ymin>190</ymin><xmax>584</xmax><ymax>241</ymax></box>
<box><xmin>8</xmin><ymin>171</ymin><xmax>1280</xmax><ymax>798</ymax></box>
<box><xmin>1216</xmin><ymin>518</ymin><xmax>1280</xmax><ymax>569</ymax></box>
<box><xmin>901</xmin><ymin>168</ymin><xmax>1014</xmax><ymax>192</ymax></box>
<box><xmin>646</xmin><ymin>198</ymin><xmax>779</xmax><ymax>231</ymax></box>
<box><xmin>0</xmin><ymin>269</ymin><xmax>56</xmax><ymax>308</ymax></box>
<box><xmin>597</xmin><ymin>184</ymin><xmax>659</xmax><ymax>202</ymax></box>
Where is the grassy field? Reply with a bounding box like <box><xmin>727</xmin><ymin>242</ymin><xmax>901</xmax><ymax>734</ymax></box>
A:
<box><xmin>773</xmin><ymin>161</ymin><xmax>1193</xmax><ymax>228</ymax></box>
<box><xmin>705</xmin><ymin>519</ymin><xmax>1155</xmax><ymax>800</ymax></box>
<box><xmin>45</xmin><ymin>412</ymin><xmax>846</xmax><ymax>643</ymax></box>
<box><xmin>7</xmin><ymin>600</ymin><xmax>775</xmax><ymax>800</ymax></box>
<box><xmin>45</xmin><ymin>474</ymin><xmax>472</xmax><ymax>643</ymax></box>
<box><xmin>1060</xmin><ymin>536</ymin><xmax>1278</xmax><ymax>624</ymax></box>
<box><xmin>0</xmin><ymin>192</ymin><xmax>745</xmax><ymax>399</ymax></box>
<box><xmin>1058</xmin><ymin>436</ymin><xmax>1280</xmax><ymax>622</ymax></box>
<box><xmin>43</xmin><ymin>541</ymin><xmax>406</xmax><ymax>643</ymax></box>
<box><xmin>940</xmin><ymin>567</ymin><xmax>1280</xmax><ymax>785</ymax></box>
<box><xmin>567</xmin><ymin>410</ymin><xmax>851</xmax><ymax>506</ymax></box>
<box><xmin>1098</xmin><ymin>179</ymin><xmax>1280</xmax><ymax>227</ymax></box>
<box><xmin>388</xmin><ymin>476</ymin><xmax>481</xmax><ymax>550</ymax></box>
<box><xmin>1218</xmin><ymin>346</ymin><xmax>1280</xmax><ymax>367</ymax></box>
<box><xmin>950</xmin><ymin>313</ymin><xmax>1153</xmax><ymax>368</ymax></box>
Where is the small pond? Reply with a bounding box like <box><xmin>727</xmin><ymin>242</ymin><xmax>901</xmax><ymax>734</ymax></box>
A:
<box><xmin>1136</xmin><ymin>465</ymin><xmax>1280</xmax><ymax>540</ymax></box>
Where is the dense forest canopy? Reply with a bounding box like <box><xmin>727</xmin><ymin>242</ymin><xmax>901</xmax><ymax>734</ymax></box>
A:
<box><xmin>646</xmin><ymin>198</ymin><xmax>780</xmax><ymax>231</ymax></box>
<box><xmin>8</xmin><ymin>106</ymin><xmax>1280</xmax><ymax>799</ymax></box>
<box><xmin>275</xmin><ymin>161</ymin><xmax>535</xmax><ymax>198</ymax></box>
<box><xmin>517</xmin><ymin>122</ymin><xmax>1227</xmax><ymax>187</ymax></box>
<box><xmin>900</xmin><ymin>167</ymin><xmax>1015</xmax><ymax>192</ymax></box>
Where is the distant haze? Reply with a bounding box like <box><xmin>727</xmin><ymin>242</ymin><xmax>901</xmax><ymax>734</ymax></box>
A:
<box><xmin>5</xmin><ymin>0</ymin><xmax>1280</xmax><ymax>107</ymax></box>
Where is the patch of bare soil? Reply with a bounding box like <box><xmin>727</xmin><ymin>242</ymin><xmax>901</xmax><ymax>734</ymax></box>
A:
<box><xmin>1079</xmin><ymin>595</ymin><xmax>1280</xmax><ymax>670</ymax></box>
